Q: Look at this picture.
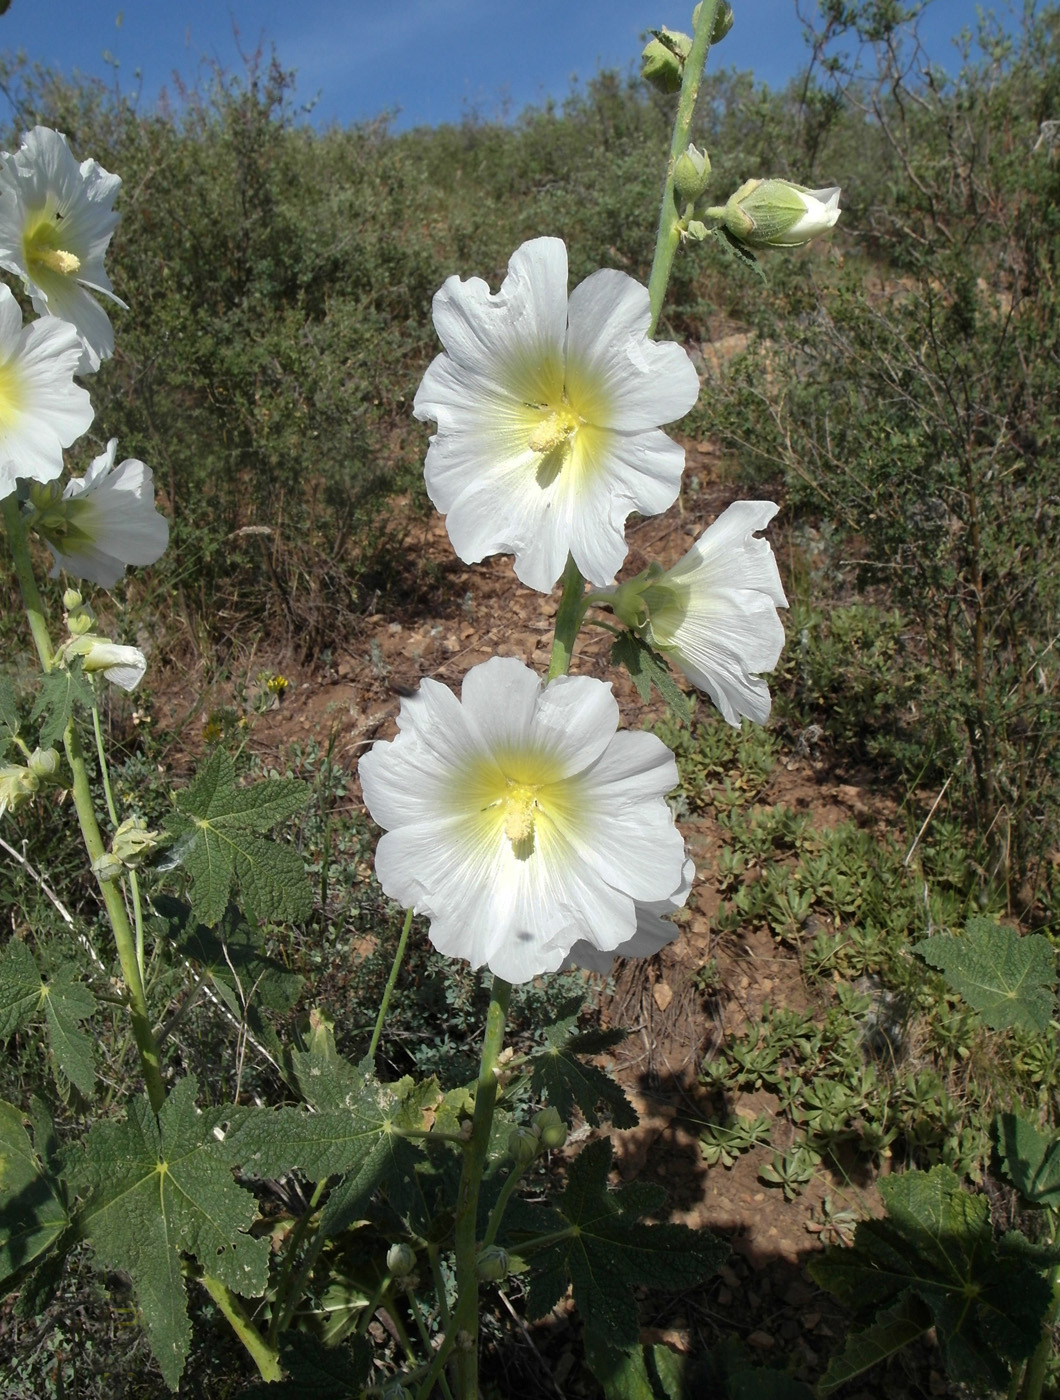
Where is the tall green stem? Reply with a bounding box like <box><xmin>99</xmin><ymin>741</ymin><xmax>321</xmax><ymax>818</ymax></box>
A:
<box><xmin>645</xmin><ymin>0</ymin><xmax>720</xmax><ymax>336</ymax></box>
<box><xmin>449</xmin><ymin>975</ymin><xmax>512</xmax><ymax>1399</ymax></box>
<box><xmin>3</xmin><ymin>492</ymin><xmax>165</xmax><ymax>1114</ymax></box>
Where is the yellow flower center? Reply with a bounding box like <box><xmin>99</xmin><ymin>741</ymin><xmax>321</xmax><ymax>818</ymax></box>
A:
<box><xmin>527</xmin><ymin>403</ymin><xmax>586</xmax><ymax>488</ymax></box>
<box><xmin>502</xmin><ymin>781</ymin><xmax>539</xmax><ymax>858</ymax></box>
<box><xmin>23</xmin><ymin>212</ymin><xmax>81</xmax><ymax>279</ymax></box>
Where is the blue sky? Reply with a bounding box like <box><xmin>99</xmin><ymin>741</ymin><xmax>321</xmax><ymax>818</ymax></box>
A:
<box><xmin>0</xmin><ymin>1</ymin><xmax>1014</xmax><ymax>131</ymax></box>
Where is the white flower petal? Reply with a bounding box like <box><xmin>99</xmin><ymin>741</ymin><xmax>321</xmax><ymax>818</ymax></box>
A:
<box><xmin>565</xmin><ymin>269</ymin><xmax>700</xmax><ymax>430</ymax></box>
<box><xmin>562</xmin><ymin>857</ymin><xmax>694</xmax><ymax>973</ymax></box>
<box><xmin>359</xmin><ymin>659</ymin><xmax>688</xmax><ymax>982</ymax></box>
<box><xmin>414</xmin><ymin>237</ymin><xmax>697</xmax><ymax>593</ymax></box>
<box><xmin>45</xmin><ymin>443</ymin><xmax>169</xmax><ymax>584</ymax></box>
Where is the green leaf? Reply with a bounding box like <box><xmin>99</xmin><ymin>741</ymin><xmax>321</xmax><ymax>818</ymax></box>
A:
<box><xmin>30</xmin><ymin>663</ymin><xmax>94</xmax><ymax>748</ymax></box>
<box><xmin>76</xmin><ymin>1076</ymin><xmax>270</xmax><ymax>1391</ymax></box>
<box><xmin>611</xmin><ymin>634</ymin><xmax>692</xmax><ymax>725</ymax></box>
<box><xmin>915</xmin><ymin>918</ymin><xmax>1056</xmax><ymax>1031</ymax></box>
<box><xmin>0</xmin><ymin>939</ymin><xmax>44</xmax><ymax>1037</ymax></box>
<box><xmin>0</xmin><ymin>1101</ymin><xmax>69</xmax><ymax>1283</ymax></box>
<box><xmin>165</xmin><ymin>748</ymin><xmax>312</xmax><ymax>927</ymax></box>
<box><xmin>810</xmin><ymin>1164</ymin><xmax>1051</xmax><ymax>1390</ymax></box>
<box><xmin>529</xmin><ymin>1007</ymin><xmax>636</xmax><ymax>1129</ymax></box>
<box><xmin>997</xmin><ymin>1112</ymin><xmax>1060</xmax><ymax>1207</ymax></box>
<box><xmin>0</xmin><ymin>943</ymin><xmax>96</xmax><ymax>1095</ymax></box>
<box><xmin>584</xmin><ymin>1336</ymin><xmax>687</xmax><ymax>1399</ymax></box>
<box><xmin>817</xmin><ymin>1293</ymin><xmax>932</xmax><ymax>1393</ymax></box>
<box><xmin>508</xmin><ymin>1138</ymin><xmax>726</xmax><ymax>1352</ymax></box>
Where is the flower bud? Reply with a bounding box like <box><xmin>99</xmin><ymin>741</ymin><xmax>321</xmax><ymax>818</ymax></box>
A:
<box><xmin>476</xmin><ymin>1245</ymin><xmax>510</xmax><ymax>1282</ymax></box>
<box><xmin>714</xmin><ymin>179</ymin><xmax>841</xmax><ymax>249</ymax></box>
<box><xmin>27</xmin><ymin>747</ymin><xmax>62</xmax><ymax>781</ymax></box>
<box><xmin>61</xmin><ymin>635</ymin><xmax>148</xmax><ymax>692</ymax></box>
<box><xmin>673</xmin><ymin>144</ymin><xmax>711</xmax><ymax>204</ymax></box>
<box><xmin>386</xmin><ymin>1243</ymin><xmax>416</xmax><ymax>1278</ymax></box>
<box><xmin>532</xmin><ymin>1106</ymin><xmax>567</xmax><ymax>1150</ymax></box>
<box><xmin>641</xmin><ymin>28</ymin><xmax>691</xmax><ymax>93</ymax></box>
<box><xmin>693</xmin><ymin>1</ymin><xmax>734</xmax><ymax>43</ymax></box>
<box><xmin>66</xmin><ymin>605</ymin><xmax>95</xmax><ymax>636</ymax></box>
<box><xmin>111</xmin><ymin>816</ymin><xmax>161</xmax><ymax>868</ymax></box>
<box><xmin>508</xmin><ymin>1125</ymin><xmax>540</xmax><ymax>1167</ymax></box>
<box><xmin>92</xmin><ymin>851</ymin><xmax>124</xmax><ymax>883</ymax></box>
<box><xmin>63</xmin><ymin>587</ymin><xmax>83</xmax><ymax>611</ymax></box>
<box><xmin>0</xmin><ymin>764</ymin><xmax>38</xmax><ymax>817</ymax></box>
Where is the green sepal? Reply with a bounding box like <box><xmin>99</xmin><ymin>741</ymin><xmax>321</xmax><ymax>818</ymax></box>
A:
<box><xmin>164</xmin><ymin>747</ymin><xmax>312</xmax><ymax>927</ymax></box>
<box><xmin>74</xmin><ymin>1076</ymin><xmax>271</xmax><ymax>1391</ymax></box>
<box><xmin>529</xmin><ymin>1001</ymin><xmax>636</xmax><ymax>1129</ymax></box>
<box><xmin>915</xmin><ymin>917</ymin><xmax>1057</xmax><ymax>1032</ymax></box>
<box><xmin>712</xmin><ymin>225</ymin><xmax>765</xmax><ymax>278</ymax></box>
<box><xmin>610</xmin><ymin>633</ymin><xmax>691</xmax><ymax>725</ymax></box>
<box><xmin>505</xmin><ymin>1137</ymin><xmax>727</xmax><ymax>1352</ymax></box>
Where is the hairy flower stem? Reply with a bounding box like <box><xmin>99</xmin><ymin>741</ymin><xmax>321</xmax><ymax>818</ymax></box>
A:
<box><xmin>368</xmin><ymin>907</ymin><xmax>414</xmax><ymax>1061</ymax></box>
<box><xmin>3</xmin><ymin>494</ymin><xmax>165</xmax><ymax>1113</ymax></box>
<box><xmin>449</xmin><ymin>975</ymin><xmax>512</xmax><ymax>1399</ymax></box>
<box><xmin>645</xmin><ymin>0</ymin><xmax>720</xmax><ymax>337</ymax></box>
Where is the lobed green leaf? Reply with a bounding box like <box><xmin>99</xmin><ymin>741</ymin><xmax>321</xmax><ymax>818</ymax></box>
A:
<box><xmin>915</xmin><ymin>918</ymin><xmax>1056</xmax><ymax>1032</ymax></box>
<box><xmin>0</xmin><ymin>1101</ymin><xmax>69</xmax><ymax>1284</ymax></box>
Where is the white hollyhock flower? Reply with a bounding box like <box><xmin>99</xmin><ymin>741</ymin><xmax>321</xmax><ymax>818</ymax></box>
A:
<box><xmin>62</xmin><ymin>634</ymin><xmax>147</xmax><ymax>691</ymax></box>
<box><xmin>0</xmin><ymin>284</ymin><xmax>93</xmax><ymax>500</ymax></box>
<box><xmin>561</xmin><ymin>855</ymin><xmax>695</xmax><ymax>974</ymax></box>
<box><xmin>413</xmin><ymin>237</ymin><xmax>700</xmax><ymax>594</ymax></box>
<box><xmin>30</xmin><ymin>438</ymin><xmax>170</xmax><ymax>586</ymax></box>
<box><xmin>0</xmin><ymin>126</ymin><xmax>126</xmax><ymax>374</ymax></box>
<box><xmin>358</xmin><ymin>656</ymin><xmax>690</xmax><ymax>984</ymax></box>
<box><xmin>609</xmin><ymin>500</ymin><xmax>788</xmax><ymax>726</ymax></box>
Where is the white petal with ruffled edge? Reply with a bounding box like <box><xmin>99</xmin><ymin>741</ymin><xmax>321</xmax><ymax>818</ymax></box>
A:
<box><xmin>45</xmin><ymin>439</ymin><xmax>170</xmax><ymax>586</ymax></box>
<box><xmin>648</xmin><ymin>500</ymin><xmax>788</xmax><ymax>726</ymax></box>
<box><xmin>414</xmin><ymin>237</ymin><xmax>700</xmax><ymax>593</ymax></box>
<box><xmin>358</xmin><ymin>656</ymin><xmax>690</xmax><ymax>983</ymax></box>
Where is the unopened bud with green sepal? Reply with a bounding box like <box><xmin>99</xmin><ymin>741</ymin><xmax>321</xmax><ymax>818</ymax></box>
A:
<box><xmin>693</xmin><ymin>0</ymin><xmax>734</xmax><ymax>43</ymax></box>
<box><xmin>386</xmin><ymin>1242</ymin><xmax>416</xmax><ymax>1278</ymax></box>
<box><xmin>0</xmin><ymin>764</ymin><xmax>38</xmax><ymax>817</ymax></box>
<box><xmin>27</xmin><ymin>747</ymin><xmax>62</xmax><ymax>781</ymax></box>
<box><xmin>674</xmin><ymin>144</ymin><xmax>711</xmax><ymax>204</ymax></box>
<box><xmin>532</xmin><ymin>1105</ymin><xmax>567</xmax><ymax>1150</ymax></box>
<box><xmin>476</xmin><ymin>1245</ymin><xmax>510</xmax><ymax>1282</ymax></box>
<box><xmin>641</xmin><ymin>27</ymin><xmax>691</xmax><ymax>93</ymax></box>
<box><xmin>710</xmin><ymin>179</ymin><xmax>841</xmax><ymax>248</ymax></box>
<box><xmin>508</xmin><ymin>1124</ymin><xmax>540</xmax><ymax>1166</ymax></box>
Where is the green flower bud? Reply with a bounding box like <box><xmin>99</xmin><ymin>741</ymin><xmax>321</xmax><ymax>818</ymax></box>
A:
<box><xmin>476</xmin><ymin>1245</ymin><xmax>510</xmax><ymax>1282</ymax></box>
<box><xmin>92</xmin><ymin>851</ymin><xmax>124</xmax><ymax>883</ymax></box>
<box><xmin>641</xmin><ymin>28</ymin><xmax>691</xmax><ymax>94</ymax></box>
<box><xmin>27</xmin><ymin>747</ymin><xmax>61</xmax><ymax>781</ymax></box>
<box><xmin>0</xmin><ymin>764</ymin><xmax>38</xmax><ymax>817</ymax></box>
<box><xmin>111</xmin><ymin>816</ymin><xmax>161</xmax><ymax>868</ymax></box>
<box><xmin>532</xmin><ymin>1106</ymin><xmax>568</xmax><ymax>1150</ymax></box>
<box><xmin>693</xmin><ymin>1</ymin><xmax>734</xmax><ymax>44</ymax></box>
<box><xmin>508</xmin><ymin>1125</ymin><xmax>540</xmax><ymax>1167</ymax></box>
<box><xmin>63</xmin><ymin>587</ymin><xmax>83</xmax><ymax>611</ymax></box>
<box><xmin>386</xmin><ymin>1242</ymin><xmax>416</xmax><ymax>1278</ymax></box>
<box><xmin>713</xmin><ymin>179</ymin><xmax>842</xmax><ymax>249</ymax></box>
<box><xmin>673</xmin><ymin>143</ymin><xmax>711</xmax><ymax>204</ymax></box>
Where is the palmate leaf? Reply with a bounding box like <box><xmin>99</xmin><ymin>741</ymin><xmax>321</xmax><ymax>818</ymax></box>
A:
<box><xmin>30</xmin><ymin>661</ymin><xmax>94</xmax><ymax>748</ymax></box>
<box><xmin>817</xmin><ymin>1293</ymin><xmax>932</xmax><ymax>1394</ymax></box>
<box><xmin>75</xmin><ymin>1076</ymin><xmax>270</xmax><ymax>1391</ymax></box>
<box><xmin>809</xmin><ymin>1165</ymin><xmax>1051</xmax><ymax>1391</ymax></box>
<box><xmin>507</xmin><ymin>1138</ymin><xmax>727</xmax><ymax>1352</ymax></box>
<box><xmin>0</xmin><ymin>1101</ymin><xmax>69</xmax><ymax>1284</ymax></box>
<box><xmin>0</xmin><ymin>941</ymin><xmax>96</xmax><ymax>1094</ymax></box>
<box><xmin>238</xmin><ymin>1334</ymin><xmax>371</xmax><ymax>1399</ymax></box>
<box><xmin>529</xmin><ymin>1005</ymin><xmax>636</xmax><ymax>1129</ymax></box>
<box><xmin>914</xmin><ymin>917</ymin><xmax>1056</xmax><ymax>1031</ymax></box>
<box><xmin>0</xmin><ymin>675</ymin><xmax>20</xmax><ymax>755</ymax></box>
<box><xmin>165</xmin><ymin>748</ymin><xmax>312</xmax><ymax>927</ymax></box>
<box><xmin>997</xmin><ymin>1111</ymin><xmax>1060</xmax><ymax>1208</ymax></box>
<box><xmin>611</xmin><ymin>634</ymin><xmax>692</xmax><ymax>725</ymax></box>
